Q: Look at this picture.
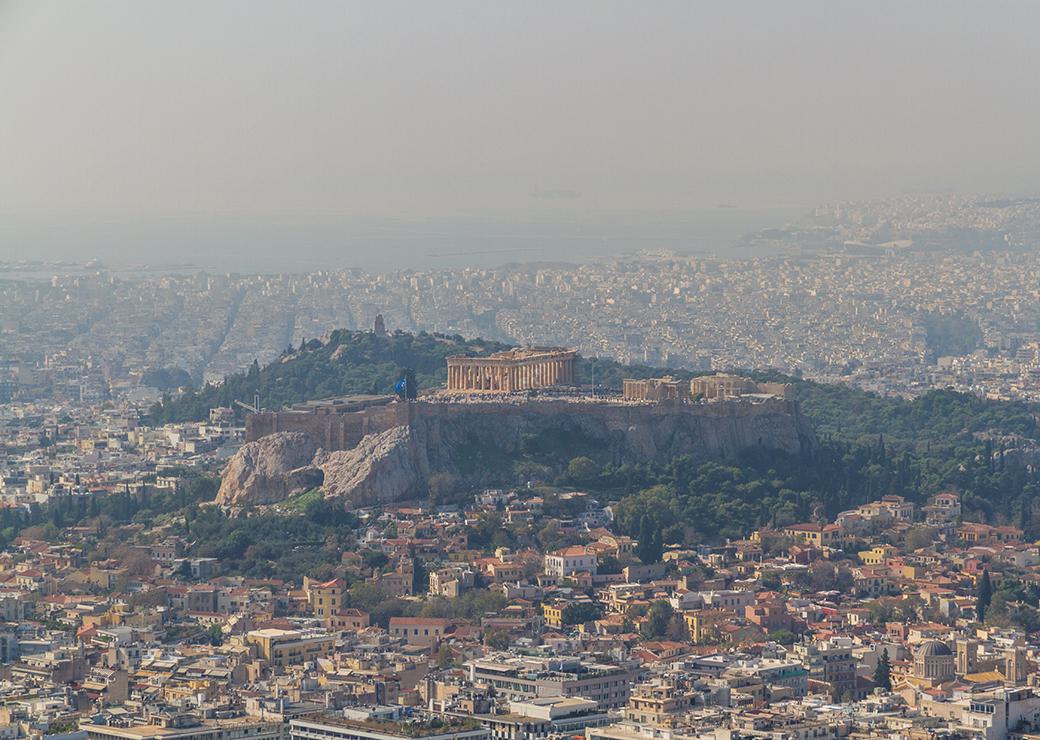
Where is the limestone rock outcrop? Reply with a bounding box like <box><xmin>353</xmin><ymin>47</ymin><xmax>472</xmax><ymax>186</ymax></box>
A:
<box><xmin>219</xmin><ymin>398</ymin><xmax>815</xmax><ymax>509</ymax></box>
<box><xmin>216</xmin><ymin>431</ymin><xmax>321</xmax><ymax>506</ymax></box>
<box><xmin>316</xmin><ymin>426</ymin><xmax>423</xmax><ymax>506</ymax></box>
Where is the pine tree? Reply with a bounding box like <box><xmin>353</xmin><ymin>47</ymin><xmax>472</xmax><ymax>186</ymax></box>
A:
<box><xmin>873</xmin><ymin>648</ymin><xmax>892</xmax><ymax>691</ymax></box>
<box><xmin>977</xmin><ymin>569</ymin><xmax>993</xmax><ymax>622</ymax></box>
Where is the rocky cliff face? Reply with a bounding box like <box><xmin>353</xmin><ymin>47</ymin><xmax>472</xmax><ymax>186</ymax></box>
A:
<box><xmin>317</xmin><ymin>426</ymin><xmax>422</xmax><ymax>506</ymax></box>
<box><xmin>411</xmin><ymin>398</ymin><xmax>811</xmax><ymax>469</ymax></box>
<box><xmin>218</xmin><ymin>399</ymin><xmax>814</xmax><ymax>508</ymax></box>
<box><xmin>216</xmin><ymin>431</ymin><xmax>321</xmax><ymax>507</ymax></box>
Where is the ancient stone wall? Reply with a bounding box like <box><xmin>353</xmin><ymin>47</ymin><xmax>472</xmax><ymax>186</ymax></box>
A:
<box><xmin>247</xmin><ymin>395</ymin><xmax>811</xmax><ymax>460</ymax></box>
<box><xmin>246</xmin><ymin>402</ymin><xmax>410</xmax><ymax>448</ymax></box>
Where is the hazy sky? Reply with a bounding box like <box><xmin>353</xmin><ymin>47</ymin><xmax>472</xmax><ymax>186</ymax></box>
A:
<box><xmin>1</xmin><ymin>2</ymin><xmax>1040</xmax><ymax>266</ymax></box>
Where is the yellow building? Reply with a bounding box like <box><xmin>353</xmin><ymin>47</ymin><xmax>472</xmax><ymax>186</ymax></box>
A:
<box><xmin>245</xmin><ymin>628</ymin><xmax>335</xmax><ymax>666</ymax></box>
<box><xmin>543</xmin><ymin>603</ymin><xmax>564</xmax><ymax>629</ymax></box>
<box><xmin>304</xmin><ymin>577</ymin><xmax>345</xmax><ymax>620</ymax></box>
<box><xmin>858</xmin><ymin>545</ymin><xmax>898</xmax><ymax>566</ymax></box>
<box><xmin>683</xmin><ymin>609</ymin><xmax>729</xmax><ymax>644</ymax></box>
<box><xmin>783</xmin><ymin>523</ymin><xmax>842</xmax><ymax>549</ymax></box>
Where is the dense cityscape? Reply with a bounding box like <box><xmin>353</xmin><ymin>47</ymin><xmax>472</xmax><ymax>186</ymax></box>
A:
<box><xmin>4</xmin><ymin>1</ymin><xmax>1040</xmax><ymax>737</ymax></box>
<box><xmin>7</xmin><ymin>196</ymin><xmax>1040</xmax><ymax>409</ymax></box>
<box><xmin>1</xmin><ymin>194</ymin><xmax>1040</xmax><ymax>740</ymax></box>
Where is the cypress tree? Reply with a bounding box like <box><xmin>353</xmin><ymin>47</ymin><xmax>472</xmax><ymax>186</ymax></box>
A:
<box><xmin>637</xmin><ymin>515</ymin><xmax>662</xmax><ymax>564</ymax></box>
<box><xmin>977</xmin><ymin>569</ymin><xmax>993</xmax><ymax>622</ymax></box>
<box><xmin>873</xmin><ymin>648</ymin><xmax>892</xmax><ymax>691</ymax></box>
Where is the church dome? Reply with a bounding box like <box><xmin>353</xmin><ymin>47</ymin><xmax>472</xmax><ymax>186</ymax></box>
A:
<box><xmin>916</xmin><ymin>639</ymin><xmax>952</xmax><ymax>657</ymax></box>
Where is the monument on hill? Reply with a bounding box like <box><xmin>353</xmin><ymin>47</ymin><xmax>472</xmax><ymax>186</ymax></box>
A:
<box><xmin>445</xmin><ymin>347</ymin><xmax>576</xmax><ymax>393</ymax></box>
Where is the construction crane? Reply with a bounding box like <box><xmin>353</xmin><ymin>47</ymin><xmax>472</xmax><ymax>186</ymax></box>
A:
<box><xmin>234</xmin><ymin>392</ymin><xmax>261</xmax><ymax>414</ymax></box>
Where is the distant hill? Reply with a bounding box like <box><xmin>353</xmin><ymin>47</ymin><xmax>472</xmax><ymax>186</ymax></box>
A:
<box><xmin>148</xmin><ymin>330</ymin><xmax>510</xmax><ymax>424</ymax></box>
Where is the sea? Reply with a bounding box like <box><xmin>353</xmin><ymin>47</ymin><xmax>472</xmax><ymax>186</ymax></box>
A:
<box><xmin>0</xmin><ymin>205</ymin><xmax>805</xmax><ymax>277</ymax></box>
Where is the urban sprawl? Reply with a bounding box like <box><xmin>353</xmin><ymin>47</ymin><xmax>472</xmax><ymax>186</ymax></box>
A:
<box><xmin>2</xmin><ymin>196</ymin><xmax>1040</xmax><ymax>740</ymax></box>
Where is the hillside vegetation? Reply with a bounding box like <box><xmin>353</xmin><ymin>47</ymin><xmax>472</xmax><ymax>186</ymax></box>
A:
<box><xmin>148</xmin><ymin>329</ymin><xmax>1040</xmax><ymax>542</ymax></box>
<box><xmin>149</xmin><ymin>330</ymin><xmax>510</xmax><ymax>424</ymax></box>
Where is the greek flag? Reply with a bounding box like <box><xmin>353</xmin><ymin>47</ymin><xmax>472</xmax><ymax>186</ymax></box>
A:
<box><xmin>394</xmin><ymin>377</ymin><xmax>407</xmax><ymax>394</ymax></box>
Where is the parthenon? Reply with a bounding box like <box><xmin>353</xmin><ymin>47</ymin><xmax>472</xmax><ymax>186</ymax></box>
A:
<box><xmin>446</xmin><ymin>347</ymin><xmax>577</xmax><ymax>393</ymax></box>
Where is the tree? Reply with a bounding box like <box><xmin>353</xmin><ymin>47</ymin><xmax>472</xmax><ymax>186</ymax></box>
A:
<box><xmin>903</xmin><ymin>526</ymin><xmax>935</xmax><ymax>553</ymax></box>
<box><xmin>977</xmin><ymin>569</ymin><xmax>993</xmax><ymax>622</ymax></box>
<box><xmin>664</xmin><ymin>614</ymin><xmax>688</xmax><ymax>642</ymax></box>
<box><xmin>768</xmin><ymin>629</ymin><xmax>798</xmax><ymax>645</ymax></box>
<box><xmin>205</xmin><ymin>624</ymin><xmax>224</xmax><ymax>646</ymax></box>
<box><xmin>484</xmin><ymin>629</ymin><xmax>511</xmax><ymax>651</ymax></box>
<box><xmin>412</xmin><ymin>556</ymin><xmax>429</xmax><ymax>594</ymax></box>
<box><xmin>397</xmin><ymin>367</ymin><xmax>418</xmax><ymax>400</ymax></box>
<box><xmin>435</xmin><ymin>643</ymin><xmax>455</xmax><ymax>667</ymax></box>
<box><xmin>873</xmin><ymin>648</ymin><xmax>892</xmax><ymax>691</ymax></box>
<box><xmin>639</xmin><ymin>600</ymin><xmax>674</xmax><ymax>640</ymax></box>
<box><xmin>561</xmin><ymin>602</ymin><xmax>602</xmax><ymax>625</ymax></box>
<box><xmin>362</xmin><ymin>550</ymin><xmax>390</xmax><ymax>572</ymax></box>
<box><xmin>427</xmin><ymin>472</ymin><xmax>460</xmax><ymax>506</ymax></box>
<box><xmin>637</xmin><ymin>515</ymin><xmax>662</xmax><ymax>564</ymax></box>
<box><xmin>565</xmin><ymin>456</ymin><xmax>599</xmax><ymax>483</ymax></box>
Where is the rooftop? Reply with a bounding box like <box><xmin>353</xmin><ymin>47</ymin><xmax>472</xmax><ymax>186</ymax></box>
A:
<box><xmin>294</xmin><ymin>713</ymin><xmax>484</xmax><ymax>739</ymax></box>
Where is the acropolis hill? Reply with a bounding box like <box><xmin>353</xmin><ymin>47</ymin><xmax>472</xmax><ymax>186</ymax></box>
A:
<box><xmin>219</xmin><ymin>351</ymin><xmax>814</xmax><ymax>508</ymax></box>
